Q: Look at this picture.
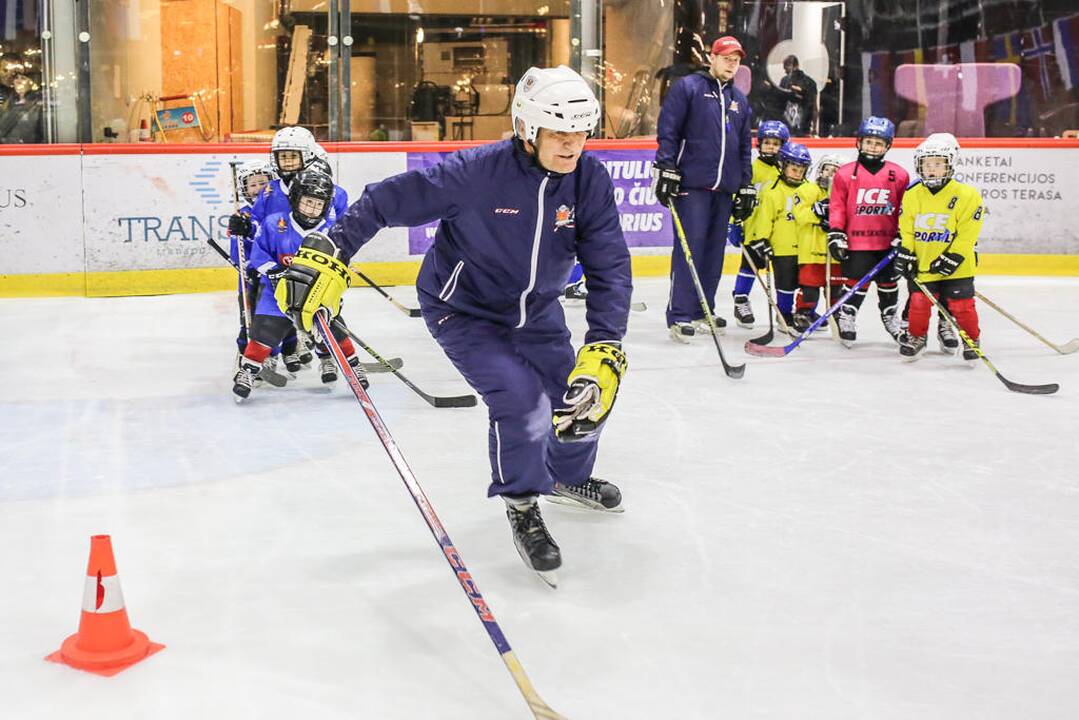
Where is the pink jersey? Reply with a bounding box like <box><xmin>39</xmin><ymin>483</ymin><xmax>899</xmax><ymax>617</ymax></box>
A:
<box><xmin>828</xmin><ymin>160</ymin><xmax>910</xmax><ymax>251</ymax></box>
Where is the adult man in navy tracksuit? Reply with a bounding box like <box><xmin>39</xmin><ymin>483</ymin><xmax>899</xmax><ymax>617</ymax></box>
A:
<box><xmin>653</xmin><ymin>35</ymin><xmax>754</xmax><ymax>342</ymax></box>
<box><xmin>275</xmin><ymin>66</ymin><xmax>632</xmax><ymax>585</ymax></box>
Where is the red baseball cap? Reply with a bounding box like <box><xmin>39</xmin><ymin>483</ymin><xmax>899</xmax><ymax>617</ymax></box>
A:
<box><xmin>711</xmin><ymin>36</ymin><xmax>745</xmax><ymax>58</ymax></box>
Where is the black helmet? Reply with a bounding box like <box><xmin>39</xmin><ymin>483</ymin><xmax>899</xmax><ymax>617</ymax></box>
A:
<box><xmin>307</xmin><ymin>157</ymin><xmax>333</xmax><ymax>178</ymax></box>
<box><xmin>288</xmin><ymin>170</ymin><xmax>335</xmax><ymax>230</ymax></box>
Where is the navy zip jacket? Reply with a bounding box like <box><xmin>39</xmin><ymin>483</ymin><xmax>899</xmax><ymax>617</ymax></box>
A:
<box><xmin>327</xmin><ymin>139</ymin><xmax>632</xmax><ymax>344</ymax></box>
<box><xmin>655</xmin><ymin>69</ymin><xmax>753</xmax><ymax>192</ymax></box>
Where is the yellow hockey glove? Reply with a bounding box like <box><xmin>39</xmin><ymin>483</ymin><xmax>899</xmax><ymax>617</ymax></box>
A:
<box><xmin>274</xmin><ymin>231</ymin><xmax>351</xmax><ymax>331</ymax></box>
<box><xmin>553</xmin><ymin>342</ymin><xmax>628</xmax><ymax>443</ymax></box>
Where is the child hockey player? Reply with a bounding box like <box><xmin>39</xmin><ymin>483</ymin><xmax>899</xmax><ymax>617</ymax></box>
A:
<box><xmin>827</xmin><ymin>116</ymin><xmax>909</xmax><ymax>347</ymax></box>
<box><xmin>791</xmin><ymin>153</ymin><xmax>844</xmax><ymax>331</ymax></box>
<box><xmin>229</xmin><ymin>160</ymin><xmax>276</xmax><ymax>375</ymax></box>
<box><xmin>730</xmin><ymin>119</ymin><xmax>788</xmax><ymax>327</ymax></box>
<box><xmin>232</xmin><ymin>169</ymin><xmax>366</xmax><ymax>401</ymax></box>
<box><xmin>275</xmin><ymin>66</ymin><xmax>632</xmax><ymax>585</ymax></box>
<box><xmin>744</xmin><ymin>141</ymin><xmax>814</xmax><ymax>334</ymax></box>
<box><xmin>894</xmin><ymin>133</ymin><xmax>986</xmax><ymax>363</ymax></box>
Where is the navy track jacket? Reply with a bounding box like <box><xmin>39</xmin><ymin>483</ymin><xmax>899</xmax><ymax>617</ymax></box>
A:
<box><xmin>328</xmin><ymin>139</ymin><xmax>632</xmax><ymax>344</ymax></box>
<box><xmin>655</xmin><ymin>70</ymin><xmax>753</xmax><ymax>193</ymax></box>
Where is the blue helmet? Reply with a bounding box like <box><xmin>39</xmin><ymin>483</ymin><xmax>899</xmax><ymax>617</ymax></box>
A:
<box><xmin>857</xmin><ymin>116</ymin><xmax>896</xmax><ymax>143</ymax></box>
<box><xmin>758</xmin><ymin>120</ymin><xmax>791</xmax><ymax>144</ymax></box>
<box><xmin>778</xmin><ymin>142</ymin><xmax>812</xmax><ymax>167</ymax></box>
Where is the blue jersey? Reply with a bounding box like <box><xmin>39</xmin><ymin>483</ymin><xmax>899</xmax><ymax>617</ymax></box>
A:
<box><xmin>656</xmin><ymin>70</ymin><xmax>753</xmax><ymax>193</ymax></box>
<box><xmin>249</xmin><ymin>178</ymin><xmax>349</xmax><ymax>228</ymax></box>
<box><xmin>248</xmin><ymin>211</ymin><xmax>334</xmax><ymax>317</ymax></box>
<box><xmin>327</xmin><ymin>139</ymin><xmax>631</xmax><ymax>343</ymax></box>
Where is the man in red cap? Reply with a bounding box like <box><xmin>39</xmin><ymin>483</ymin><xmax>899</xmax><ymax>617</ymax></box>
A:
<box><xmin>652</xmin><ymin>35</ymin><xmax>755</xmax><ymax>342</ymax></box>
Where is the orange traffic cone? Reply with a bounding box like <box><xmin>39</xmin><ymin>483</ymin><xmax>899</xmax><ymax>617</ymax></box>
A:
<box><xmin>46</xmin><ymin>535</ymin><xmax>164</xmax><ymax>676</ymax></box>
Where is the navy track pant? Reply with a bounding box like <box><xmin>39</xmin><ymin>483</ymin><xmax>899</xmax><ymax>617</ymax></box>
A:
<box><xmin>420</xmin><ymin>297</ymin><xmax>597</xmax><ymax>498</ymax></box>
<box><xmin>667</xmin><ymin>188</ymin><xmax>733</xmax><ymax>326</ymax></box>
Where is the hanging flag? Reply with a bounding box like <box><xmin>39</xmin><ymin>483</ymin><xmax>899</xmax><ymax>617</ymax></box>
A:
<box><xmin>1020</xmin><ymin>25</ymin><xmax>1058</xmax><ymax>102</ymax></box>
<box><xmin>1054</xmin><ymin>14</ymin><xmax>1079</xmax><ymax>91</ymax></box>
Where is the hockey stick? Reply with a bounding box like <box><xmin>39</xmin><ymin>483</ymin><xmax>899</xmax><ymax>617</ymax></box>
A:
<box><xmin>350</xmin><ymin>266</ymin><xmax>423</xmax><ymax>318</ymax></box>
<box><xmin>313</xmin><ymin>310</ymin><xmax>567</xmax><ymax>720</ymax></box>
<box><xmin>228</xmin><ymin>162</ymin><xmax>254</xmax><ymax>331</ymax></box>
<box><xmin>669</xmin><ymin>205</ymin><xmax>745</xmax><ymax>379</ymax></box>
<box><xmin>825</xmin><ymin>253</ymin><xmax>840</xmax><ymax>340</ymax></box>
<box><xmin>331</xmin><ymin>319</ymin><xmax>477</xmax><ymax>408</ymax></box>
<box><xmin>745</xmin><ymin>250</ymin><xmax>898</xmax><ymax>358</ymax></box>
<box><xmin>742</xmin><ymin>250</ymin><xmax>794</xmax><ymax>344</ymax></box>
<box><xmin>975</xmin><ymin>291</ymin><xmax>1079</xmax><ymax>355</ymax></box>
<box><xmin>912</xmin><ymin>280</ymin><xmax>1059</xmax><ymax>395</ymax></box>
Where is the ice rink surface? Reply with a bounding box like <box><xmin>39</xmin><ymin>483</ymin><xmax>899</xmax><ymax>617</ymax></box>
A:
<box><xmin>1</xmin><ymin>275</ymin><xmax>1078</xmax><ymax>719</ymax></box>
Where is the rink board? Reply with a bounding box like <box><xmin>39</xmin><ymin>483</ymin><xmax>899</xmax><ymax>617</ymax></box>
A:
<box><xmin>1</xmin><ymin>138</ymin><xmax>1077</xmax><ymax>297</ymax></box>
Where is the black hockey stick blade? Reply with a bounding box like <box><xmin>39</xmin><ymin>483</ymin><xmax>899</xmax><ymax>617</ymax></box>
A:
<box><xmin>997</xmin><ymin>374</ymin><xmax>1059</xmax><ymax>395</ymax></box>
<box><xmin>722</xmin><ymin>354</ymin><xmax>747</xmax><ymax>379</ymax></box>
<box><xmin>356</xmin><ymin>358</ymin><xmax>403</xmax><ymax>373</ymax></box>
<box><xmin>913</xmin><ymin>279</ymin><xmax>1059</xmax><ymax>396</ymax></box>
<box><xmin>748</xmin><ymin>327</ymin><xmax>774</xmax><ymax>346</ymax></box>
<box><xmin>331</xmin><ymin>319</ymin><xmax>477</xmax><ymax>408</ymax></box>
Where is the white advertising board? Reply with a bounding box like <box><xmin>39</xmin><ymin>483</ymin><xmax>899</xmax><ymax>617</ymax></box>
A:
<box><xmin>2</xmin><ymin>144</ymin><xmax>1077</xmax><ymax>284</ymax></box>
<box><xmin>0</xmin><ymin>154</ymin><xmax>85</xmax><ymax>274</ymax></box>
<box><xmin>886</xmin><ymin>147</ymin><xmax>1077</xmax><ymax>254</ymax></box>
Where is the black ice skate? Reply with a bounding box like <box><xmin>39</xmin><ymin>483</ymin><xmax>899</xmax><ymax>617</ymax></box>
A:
<box><xmin>962</xmin><ymin>339</ymin><xmax>981</xmax><ymax>365</ymax></box>
<box><xmin>792</xmin><ymin>309</ymin><xmax>821</xmax><ymax>334</ymax></box>
<box><xmin>283</xmin><ymin>350</ymin><xmax>303</xmax><ymax>374</ymax></box>
<box><xmin>899</xmin><ymin>333</ymin><xmax>927</xmax><ymax>362</ymax></box>
<box><xmin>347</xmin><ymin>355</ymin><xmax>370</xmax><ymax>389</ymax></box>
<box><xmin>733</xmin><ymin>294</ymin><xmax>755</xmax><ymax>328</ymax></box>
<box><xmin>547</xmin><ymin>477</ymin><xmax>623</xmax><ymax>513</ymax></box>
<box><xmin>881</xmin><ymin>306</ymin><xmax>903</xmax><ymax>343</ymax></box>
<box><xmin>691</xmin><ymin>315</ymin><xmax>727</xmax><ymax>336</ymax></box>
<box><xmin>937</xmin><ymin>321</ymin><xmax>960</xmax><ymax>354</ymax></box>
<box><xmin>319</xmin><ymin>356</ymin><xmax>337</xmax><ymax>383</ymax></box>
<box><xmin>669</xmin><ymin>322</ymin><xmax>695</xmax><ymax>344</ymax></box>
<box><xmin>505</xmin><ymin>498</ymin><xmax>561</xmax><ymax>587</ymax></box>
<box><xmin>562</xmin><ymin>279</ymin><xmax>587</xmax><ymax>303</ymax></box>
<box><xmin>232</xmin><ymin>359</ymin><xmax>262</xmax><ymax>402</ymax></box>
<box><xmin>837</xmin><ymin>305</ymin><xmax>858</xmax><ymax>348</ymax></box>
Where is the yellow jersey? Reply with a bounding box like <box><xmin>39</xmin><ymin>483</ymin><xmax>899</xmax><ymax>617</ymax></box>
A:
<box><xmin>898</xmin><ymin>180</ymin><xmax>985</xmax><ymax>282</ymax></box>
<box><xmin>742</xmin><ymin>158</ymin><xmax>781</xmax><ymax>228</ymax></box>
<box><xmin>793</xmin><ymin>183</ymin><xmax>829</xmax><ymax>266</ymax></box>
<box><xmin>750</xmin><ymin>178</ymin><xmax>817</xmax><ymax>257</ymax></box>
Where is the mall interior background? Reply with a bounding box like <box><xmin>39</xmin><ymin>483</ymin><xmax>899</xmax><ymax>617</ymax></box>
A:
<box><xmin>0</xmin><ymin>0</ymin><xmax>1076</xmax><ymax>145</ymax></box>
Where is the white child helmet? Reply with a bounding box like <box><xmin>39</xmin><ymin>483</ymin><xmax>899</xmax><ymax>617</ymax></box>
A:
<box><xmin>270</xmin><ymin>126</ymin><xmax>317</xmax><ymax>177</ymax></box>
<box><xmin>914</xmin><ymin>132</ymin><xmax>960</xmax><ymax>189</ymax></box>
<box><xmin>235</xmin><ymin>160</ymin><xmax>276</xmax><ymax>204</ymax></box>
<box><xmin>512</xmin><ymin>65</ymin><xmax>600</xmax><ymax>144</ymax></box>
<box><xmin>814</xmin><ymin>153</ymin><xmax>846</xmax><ymax>190</ymax></box>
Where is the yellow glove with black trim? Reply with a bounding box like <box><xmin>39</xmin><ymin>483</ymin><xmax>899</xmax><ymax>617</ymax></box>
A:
<box><xmin>274</xmin><ymin>231</ymin><xmax>351</xmax><ymax>331</ymax></box>
<box><xmin>553</xmin><ymin>342</ymin><xmax>628</xmax><ymax>443</ymax></box>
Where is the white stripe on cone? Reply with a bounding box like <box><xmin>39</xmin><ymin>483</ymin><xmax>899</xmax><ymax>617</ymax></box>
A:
<box><xmin>80</xmin><ymin>573</ymin><xmax>126</xmax><ymax>614</ymax></box>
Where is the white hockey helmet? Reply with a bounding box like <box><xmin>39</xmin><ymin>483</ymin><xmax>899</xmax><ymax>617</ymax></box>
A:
<box><xmin>914</xmin><ymin>132</ymin><xmax>960</xmax><ymax>189</ymax></box>
<box><xmin>512</xmin><ymin>65</ymin><xmax>600</xmax><ymax>144</ymax></box>
<box><xmin>270</xmin><ymin>126</ymin><xmax>317</xmax><ymax>177</ymax></box>
<box><xmin>312</xmin><ymin>143</ymin><xmax>329</xmax><ymax>164</ymax></box>
<box><xmin>814</xmin><ymin>153</ymin><xmax>846</xmax><ymax>190</ymax></box>
<box><xmin>235</xmin><ymin>160</ymin><xmax>276</xmax><ymax>203</ymax></box>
